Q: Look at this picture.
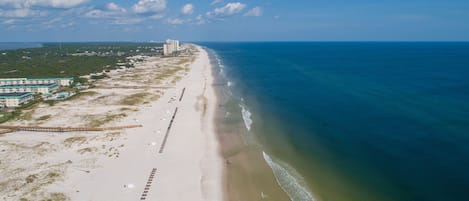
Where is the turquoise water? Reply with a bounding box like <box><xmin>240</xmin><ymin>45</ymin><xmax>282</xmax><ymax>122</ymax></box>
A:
<box><xmin>202</xmin><ymin>42</ymin><xmax>469</xmax><ymax>201</ymax></box>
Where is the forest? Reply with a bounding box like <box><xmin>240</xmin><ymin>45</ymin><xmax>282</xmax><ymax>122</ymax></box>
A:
<box><xmin>0</xmin><ymin>42</ymin><xmax>163</xmax><ymax>78</ymax></box>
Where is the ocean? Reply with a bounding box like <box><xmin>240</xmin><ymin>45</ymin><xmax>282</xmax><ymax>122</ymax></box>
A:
<box><xmin>0</xmin><ymin>42</ymin><xmax>42</xmax><ymax>50</ymax></box>
<box><xmin>202</xmin><ymin>42</ymin><xmax>469</xmax><ymax>201</ymax></box>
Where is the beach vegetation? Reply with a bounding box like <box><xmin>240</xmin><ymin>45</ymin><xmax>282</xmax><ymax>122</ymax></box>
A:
<box><xmin>90</xmin><ymin>73</ymin><xmax>109</xmax><ymax>80</ymax></box>
<box><xmin>67</xmin><ymin>91</ymin><xmax>98</xmax><ymax>101</ymax></box>
<box><xmin>63</xmin><ymin>136</ymin><xmax>87</xmax><ymax>147</ymax></box>
<box><xmin>0</xmin><ymin>43</ymin><xmax>162</xmax><ymax>79</ymax></box>
<box><xmin>47</xmin><ymin>192</ymin><xmax>69</xmax><ymax>201</ymax></box>
<box><xmin>77</xmin><ymin>147</ymin><xmax>98</xmax><ymax>154</ymax></box>
<box><xmin>119</xmin><ymin>92</ymin><xmax>150</xmax><ymax>105</ymax></box>
<box><xmin>37</xmin><ymin>115</ymin><xmax>51</xmax><ymax>121</ymax></box>
<box><xmin>0</xmin><ymin>111</ymin><xmax>13</xmax><ymax>123</ymax></box>
<box><xmin>87</xmin><ymin>113</ymin><xmax>127</xmax><ymax>127</ymax></box>
<box><xmin>25</xmin><ymin>174</ymin><xmax>37</xmax><ymax>183</ymax></box>
<box><xmin>16</xmin><ymin>110</ymin><xmax>34</xmax><ymax>121</ymax></box>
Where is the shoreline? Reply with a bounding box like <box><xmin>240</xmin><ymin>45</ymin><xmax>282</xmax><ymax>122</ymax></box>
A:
<box><xmin>206</xmin><ymin>47</ymin><xmax>292</xmax><ymax>201</ymax></box>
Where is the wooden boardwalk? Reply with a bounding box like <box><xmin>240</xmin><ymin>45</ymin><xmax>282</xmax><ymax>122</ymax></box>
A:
<box><xmin>97</xmin><ymin>86</ymin><xmax>174</xmax><ymax>90</ymax></box>
<box><xmin>0</xmin><ymin>125</ymin><xmax>142</xmax><ymax>133</ymax></box>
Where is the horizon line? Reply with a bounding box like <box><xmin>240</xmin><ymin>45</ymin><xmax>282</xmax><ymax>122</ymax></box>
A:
<box><xmin>1</xmin><ymin>40</ymin><xmax>469</xmax><ymax>43</ymax></box>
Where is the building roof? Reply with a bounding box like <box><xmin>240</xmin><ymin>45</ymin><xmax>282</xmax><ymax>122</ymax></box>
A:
<box><xmin>0</xmin><ymin>77</ymin><xmax>73</xmax><ymax>81</ymax></box>
<box><xmin>0</xmin><ymin>92</ymin><xmax>33</xmax><ymax>98</ymax></box>
<box><xmin>0</xmin><ymin>78</ymin><xmax>27</xmax><ymax>81</ymax></box>
<box><xmin>0</xmin><ymin>83</ymin><xmax>58</xmax><ymax>88</ymax></box>
<box><xmin>28</xmin><ymin>78</ymin><xmax>73</xmax><ymax>81</ymax></box>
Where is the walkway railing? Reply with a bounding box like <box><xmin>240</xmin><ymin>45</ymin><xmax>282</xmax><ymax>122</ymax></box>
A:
<box><xmin>0</xmin><ymin>125</ymin><xmax>142</xmax><ymax>132</ymax></box>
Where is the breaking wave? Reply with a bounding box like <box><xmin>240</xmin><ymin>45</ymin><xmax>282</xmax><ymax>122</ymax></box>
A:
<box><xmin>263</xmin><ymin>152</ymin><xmax>315</xmax><ymax>201</ymax></box>
<box><xmin>239</xmin><ymin>104</ymin><xmax>253</xmax><ymax>131</ymax></box>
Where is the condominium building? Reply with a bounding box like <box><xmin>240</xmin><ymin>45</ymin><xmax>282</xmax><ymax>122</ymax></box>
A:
<box><xmin>163</xmin><ymin>39</ymin><xmax>180</xmax><ymax>56</ymax></box>
<box><xmin>0</xmin><ymin>92</ymin><xmax>34</xmax><ymax>108</ymax></box>
<box><xmin>0</xmin><ymin>83</ymin><xmax>59</xmax><ymax>94</ymax></box>
<box><xmin>0</xmin><ymin>78</ymin><xmax>73</xmax><ymax>87</ymax></box>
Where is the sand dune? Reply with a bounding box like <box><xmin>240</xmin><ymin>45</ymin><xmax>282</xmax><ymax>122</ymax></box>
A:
<box><xmin>0</xmin><ymin>45</ymin><xmax>223</xmax><ymax>201</ymax></box>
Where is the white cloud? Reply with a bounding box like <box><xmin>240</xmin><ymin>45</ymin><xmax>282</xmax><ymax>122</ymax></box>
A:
<box><xmin>244</xmin><ymin>6</ymin><xmax>262</xmax><ymax>17</ymax></box>
<box><xmin>84</xmin><ymin>3</ymin><xmax>127</xmax><ymax>19</ymax></box>
<box><xmin>211</xmin><ymin>0</ymin><xmax>223</xmax><ymax>5</ymax></box>
<box><xmin>106</xmin><ymin>2</ymin><xmax>126</xmax><ymax>12</ymax></box>
<box><xmin>2</xmin><ymin>18</ymin><xmax>15</xmax><ymax>24</ymax></box>
<box><xmin>195</xmin><ymin>14</ymin><xmax>206</xmax><ymax>25</ymax></box>
<box><xmin>0</xmin><ymin>8</ymin><xmax>47</xmax><ymax>18</ymax></box>
<box><xmin>132</xmin><ymin>0</ymin><xmax>166</xmax><ymax>14</ymax></box>
<box><xmin>0</xmin><ymin>0</ymin><xmax>89</xmax><ymax>9</ymax></box>
<box><xmin>208</xmin><ymin>2</ymin><xmax>246</xmax><ymax>18</ymax></box>
<box><xmin>60</xmin><ymin>22</ymin><xmax>74</xmax><ymax>28</ymax></box>
<box><xmin>112</xmin><ymin>18</ymin><xmax>144</xmax><ymax>25</ymax></box>
<box><xmin>181</xmin><ymin>3</ymin><xmax>194</xmax><ymax>15</ymax></box>
<box><xmin>84</xmin><ymin>9</ymin><xmax>112</xmax><ymax>18</ymax></box>
<box><xmin>149</xmin><ymin>13</ymin><xmax>165</xmax><ymax>19</ymax></box>
<box><xmin>61</xmin><ymin>6</ymin><xmax>93</xmax><ymax>16</ymax></box>
<box><xmin>166</xmin><ymin>18</ymin><xmax>184</xmax><ymax>25</ymax></box>
<box><xmin>42</xmin><ymin>17</ymin><xmax>62</xmax><ymax>25</ymax></box>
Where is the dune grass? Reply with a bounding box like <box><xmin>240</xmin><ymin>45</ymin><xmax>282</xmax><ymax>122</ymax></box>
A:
<box><xmin>119</xmin><ymin>93</ymin><xmax>150</xmax><ymax>105</ymax></box>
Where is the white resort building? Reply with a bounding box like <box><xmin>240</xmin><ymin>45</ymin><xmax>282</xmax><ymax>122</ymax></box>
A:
<box><xmin>0</xmin><ymin>92</ymin><xmax>33</xmax><ymax>108</ymax></box>
<box><xmin>0</xmin><ymin>83</ymin><xmax>59</xmax><ymax>94</ymax></box>
<box><xmin>0</xmin><ymin>77</ymin><xmax>73</xmax><ymax>108</ymax></box>
<box><xmin>0</xmin><ymin>78</ymin><xmax>73</xmax><ymax>87</ymax></box>
<box><xmin>163</xmin><ymin>39</ymin><xmax>180</xmax><ymax>56</ymax></box>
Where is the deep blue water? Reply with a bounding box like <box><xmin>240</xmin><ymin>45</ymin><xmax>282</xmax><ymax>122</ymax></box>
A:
<box><xmin>0</xmin><ymin>42</ymin><xmax>42</xmax><ymax>50</ymax></box>
<box><xmin>202</xmin><ymin>42</ymin><xmax>469</xmax><ymax>201</ymax></box>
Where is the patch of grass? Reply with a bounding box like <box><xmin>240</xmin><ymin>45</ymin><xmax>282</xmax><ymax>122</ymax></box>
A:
<box><xmin>157</xmin><ymin>66</ymin><xmax>184</xmax><ymax>81</ymax></box>
<box><xmin>119</xmin><ymin>93</ymin><xmax>150</xmax><ymax>105</ymax></box>
<box><xmin>66</xmin><ymin>91</ymin><xmax>98</xmax><ymax>101</ymax></box>
<box><xmin>47</xmin><ymin>172</ymin><xmax>60</xmax><ymax>179</ymax></box>
<box><xmin>119</xmin><ymin>107</ymin><xmax>138</xmax><ymax>112</ymax></box>
<box><xmin>25</xmin><ymin>174</ymin><xmax>38</xmax><ymax>183</ymax></box>
<box><xmin>171</xmin><ymin>76</ymin><xmax>182</xmax><ymax>84</ymax></box>
<box><xmin>44</xmin><ymin>91</ymin><xmax>97</xmax><ymax>106</ymax></box>
<box><xmin>37</xmin><ymin>115</ymin><xmax>51</xmax><ymax>121</ymax></box>
<box><xmin>88</xmin><ymin>113</ymin><xmax>127</xmax><ymax>127</ymax></box>
<box><xmin>77</xmin><ymin>147</ymin><xmax>98</xmax><ymax>154</ymax></box>
<box><xmin>176</xmin><ymin>58</ymin><xmax>191</xmax><ymax>65</ymax></box>
<box><xmin>16</xmin><ymin>110</ymin><xmax>34</xmax><ymax>121</ymax></box>
<box><xmin>0</xmin><ymin>111</ymin><xmax>13</xmax><ymax>123</ymax></box>
<box><xmin>63</xmin><ymin>136</ymin><xmax>87</xmax><ymax>147</ymax></box>
<box><xmin>90</xmin><ymin>73</ymin><xmax>109</xmax><ymax>80</ymax></box>
<box><xmin>47</xmin><ymin>192</ymin><xmax>69</xmax><ymax>201</ymax></box>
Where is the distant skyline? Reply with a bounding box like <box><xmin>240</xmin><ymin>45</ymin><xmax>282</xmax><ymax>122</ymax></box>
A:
<box><xmin>1</xmin><ymin>0</ymin><xmax>469</xmax><ymax>42</ymax></box>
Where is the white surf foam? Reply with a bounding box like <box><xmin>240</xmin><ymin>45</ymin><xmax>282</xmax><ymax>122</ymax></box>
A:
<box><xmin>263</xmin><ymin>152</ymin><xmax>315</xmax><ymax>201</ymax></box>
<box><xmin>227</xmin><ymin>81</ymin><xmax>233</xmax><ymax>87</ymax></box>
<box><xmin>239</xmin><ymin>104</ymin><xmax>253</xmax><ymax>131</ymax></box>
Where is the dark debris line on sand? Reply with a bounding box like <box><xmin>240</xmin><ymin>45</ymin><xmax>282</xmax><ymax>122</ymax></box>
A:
<box><xmin>158</xmin><ymin>107</ymin><xmax>179</xmax><ymax>153</ymax></box>
<box><xmin>140</xmin><ymin>168</ymin><xmax>157</xmax><ymax>200</ymax></box>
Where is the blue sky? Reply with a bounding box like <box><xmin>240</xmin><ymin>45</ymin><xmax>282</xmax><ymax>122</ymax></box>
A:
<box><xmin>0</xmin><ymin>0</ymin><xmax>469</xmax><ymax>42</ymax></box>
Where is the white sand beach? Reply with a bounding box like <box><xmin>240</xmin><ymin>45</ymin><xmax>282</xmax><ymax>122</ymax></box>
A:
<box><xmin>0</xmin><ymin>46</ymin><xmax>223</xmax><ymax>201</ymax></box>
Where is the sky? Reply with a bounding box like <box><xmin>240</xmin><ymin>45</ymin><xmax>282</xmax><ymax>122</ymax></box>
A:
<box><xmin>0</xmin><ymin>0</ymin><xmax>469</xmax><ymax>42</ymax></box>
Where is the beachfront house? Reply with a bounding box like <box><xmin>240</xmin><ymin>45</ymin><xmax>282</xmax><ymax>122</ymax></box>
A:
<box><xmin>0</xmin><ymin>92</ymin><xmax>34</xmax><ymax>108</ymax></box>
<box><xmin>0</xmin><ymin>83</ymin><xmax>59</xmax><ymax>94</ymax></box>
